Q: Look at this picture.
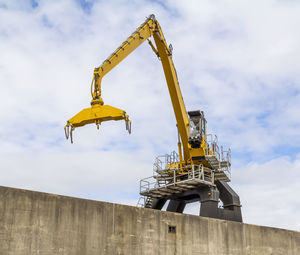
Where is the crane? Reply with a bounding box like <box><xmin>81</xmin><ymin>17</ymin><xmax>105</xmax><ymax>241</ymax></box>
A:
<box><xmin>65</xmin><ymin>15</ymin><xmax>242</xmax><ymax>222</ymax></box>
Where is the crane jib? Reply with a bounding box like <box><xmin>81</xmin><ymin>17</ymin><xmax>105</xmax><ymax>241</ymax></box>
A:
<box><xmin>64</xmin><ymin>14</ymin><xmax>190</xmax><ymax>162</ymax></box>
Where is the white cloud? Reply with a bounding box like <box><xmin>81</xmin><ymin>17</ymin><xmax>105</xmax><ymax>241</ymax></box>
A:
<box><xmin>0</xmin><ymin>0</ymin><xmax>300</xmax><ymax>230</ymax></box>
<box><xmin>233</xmin><ymin>155</ymin><xmax>300</xmax><ymax>231</ymax></box>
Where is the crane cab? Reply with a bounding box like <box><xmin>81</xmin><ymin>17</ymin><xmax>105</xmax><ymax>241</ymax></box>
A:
<box><xmin>188</xmin><ymin>110</ymin><xmax>207</xmax><ymax>149</ymax></box>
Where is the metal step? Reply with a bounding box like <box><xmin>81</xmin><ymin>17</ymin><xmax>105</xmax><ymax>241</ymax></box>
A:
<box><xmin>214</xmin><ymin>171</ymin><xmax>230</xmax><ymax>182</ymax></box>
<box><xmin>205</xmin><ymin>155</ymin><xmax>231</xmax><ymax>182</ymax></box>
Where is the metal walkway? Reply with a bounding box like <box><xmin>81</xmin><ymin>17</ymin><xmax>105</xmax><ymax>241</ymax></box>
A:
<box><xmin>139</xmin><ymin>134</ymin><xmax>232</xmax><ymax>203</ymax></box>
<box><xmin>140</xmin><ymin>164</ymin><xmax>215</xmax><ymax>198</ymax></box>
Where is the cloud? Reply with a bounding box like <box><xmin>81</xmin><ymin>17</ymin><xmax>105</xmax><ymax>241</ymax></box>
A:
<box><xmin>233</xmin><ymin>155</ymin><xmax>300</xmax><ymax>231</ymax></box>
<box><xmin>0</xmin><ymin>0</ymin><xmax>300</xmax><ymax>230</ymax></box>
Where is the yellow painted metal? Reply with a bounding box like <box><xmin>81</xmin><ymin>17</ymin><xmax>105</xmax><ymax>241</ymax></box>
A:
<box><xmin>65</xmin><ymin>14</ymin><xmax>209</xmax><ymax>166</ymax></box>
<box><xmin>152</xmin><ymin>26</ymin><xmax>190</xmax><ymax>162</ymax></box>
<box><xmin>178</xmin><ymin>142</ymin><xmax>183</xmax><ymax>167</ymax></box>
<box><xmin>64</xmin><ymin>104</ymin><xmax>131</xmax><ymax>143</ymax></box>
<box><xmin>91</xmin><ymin>18</ymin><xmax>156</xmax><ymax>105</ymax></box>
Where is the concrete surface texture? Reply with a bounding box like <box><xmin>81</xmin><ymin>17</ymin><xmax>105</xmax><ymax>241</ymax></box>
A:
<box><xmin>0</xmin><ymin>185</ymin><xmax>299</xmax><ymax>255</ymax></box>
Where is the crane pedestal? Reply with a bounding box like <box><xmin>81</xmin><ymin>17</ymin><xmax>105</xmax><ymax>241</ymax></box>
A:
<box><xmin>150</xmin><ymin>181</ymin><xmax>242</xmax><ymax>222</ymax></box>
<box><xmin>138</xmin><ymin>151</ymin><xmax>242</xmax><ymax>222</ymax></box>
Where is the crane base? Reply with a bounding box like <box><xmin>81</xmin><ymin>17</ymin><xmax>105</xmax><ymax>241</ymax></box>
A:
<box><xmin>150</xmin><ymin>180</ymin><xmax>242</xmax><ymax>222</ymax></box>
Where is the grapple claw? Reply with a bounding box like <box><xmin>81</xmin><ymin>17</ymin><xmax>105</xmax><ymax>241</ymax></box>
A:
<box><xmin>125</xmin><ymin>115</ymin><xmax>132</xmax><ymax>134</ymax></box>
<box><xmin>65</xmin><ymin>104</ymin><xmax>131</xmax><ymax>143</ymax></box>
<box><xmin>64</xmin><ymin>123</ymin><xmax>75</xmax><ymax>143</ymax></box>
<box><xmin>64</xmin><ymin>124</ymin><xmax>70</xmax><ymax>139</ymax></box>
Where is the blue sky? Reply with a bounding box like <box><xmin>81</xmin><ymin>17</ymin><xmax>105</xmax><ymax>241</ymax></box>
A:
<box><xmin>0</xmin><ymin>0</ymin><xmax>300</xmax><ymax>231</ymax></box>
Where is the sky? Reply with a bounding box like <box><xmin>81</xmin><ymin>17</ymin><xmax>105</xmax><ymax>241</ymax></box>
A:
<box><xmin>0</xmin><ymin>0</ymin><xmax>300</xmax><ymax>231</ymax></box>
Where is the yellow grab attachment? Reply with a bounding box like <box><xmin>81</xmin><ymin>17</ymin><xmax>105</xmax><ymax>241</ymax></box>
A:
<box><xmin>64</xmin><ymin>104</ymin><xmax>131</xmax><ymax>143</ymax></box>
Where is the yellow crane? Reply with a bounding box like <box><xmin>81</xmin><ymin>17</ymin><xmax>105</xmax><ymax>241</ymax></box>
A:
<box><xmin>65</xmin><ymin>14</ymin><xmax>209</xmax><ymax>168</ymax></box>
<box><xmin>64</xmin><ymin>15</ymin><xmax>242</xmax><ymax>222</ymax></box>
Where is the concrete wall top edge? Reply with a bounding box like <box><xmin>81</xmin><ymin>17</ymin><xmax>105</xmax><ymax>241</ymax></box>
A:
<box><xmin>0</xmin><ymin>185</ymin><xmax>298</xmax><ymax>234</ymax></box>
<box><xmin>1</xmin><ymin>185</ymin><xmax>300</xmax><ymax>255</ymax></box>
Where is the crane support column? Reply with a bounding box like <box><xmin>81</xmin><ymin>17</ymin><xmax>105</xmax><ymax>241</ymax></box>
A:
<box><xmin>150</xmin><ymin>184</ymin><xmax>242</xmax><ymax>222</ymax></box>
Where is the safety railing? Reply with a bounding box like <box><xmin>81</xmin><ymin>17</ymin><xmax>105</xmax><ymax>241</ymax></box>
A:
<box><xmin>153</xmin><ymin>151</ymin><xmax>179</xmax><ymax>174</ymax></box>
<box><xmin>221</xmin><ymin>147</ymin><xmax>231</xmax><ymax>163</ymax></box>
<box><xmin>136</xmin><ymin>196</ymin><xmax>146</xmax><ymax>207</ymax></box>
<box><xmin>206</xmin><ymin>134</ymin><xmax>231</xmax><ymax>164</ymax></box>
<box><xmin>206</xmin><ymin>134</ymin><xmax>220</xmax><ymax>159</ymax></box>
<box><xmin>140</xmin><ymin>164</ymin><xmax>215</xmax><ymax>196</ymax></box>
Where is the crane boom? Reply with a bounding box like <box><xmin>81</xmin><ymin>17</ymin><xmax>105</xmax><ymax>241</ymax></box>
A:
<box><xmin>65</xmin><ymin>15</ymin><xmax>191</xmax><ymax>161</ymax></box>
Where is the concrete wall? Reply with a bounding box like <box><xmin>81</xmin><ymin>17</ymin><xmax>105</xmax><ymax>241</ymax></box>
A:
<box><xmin>0</xmin><ymin>186</ymin><xmax>299</xmax><ymax>255</ymax></box>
